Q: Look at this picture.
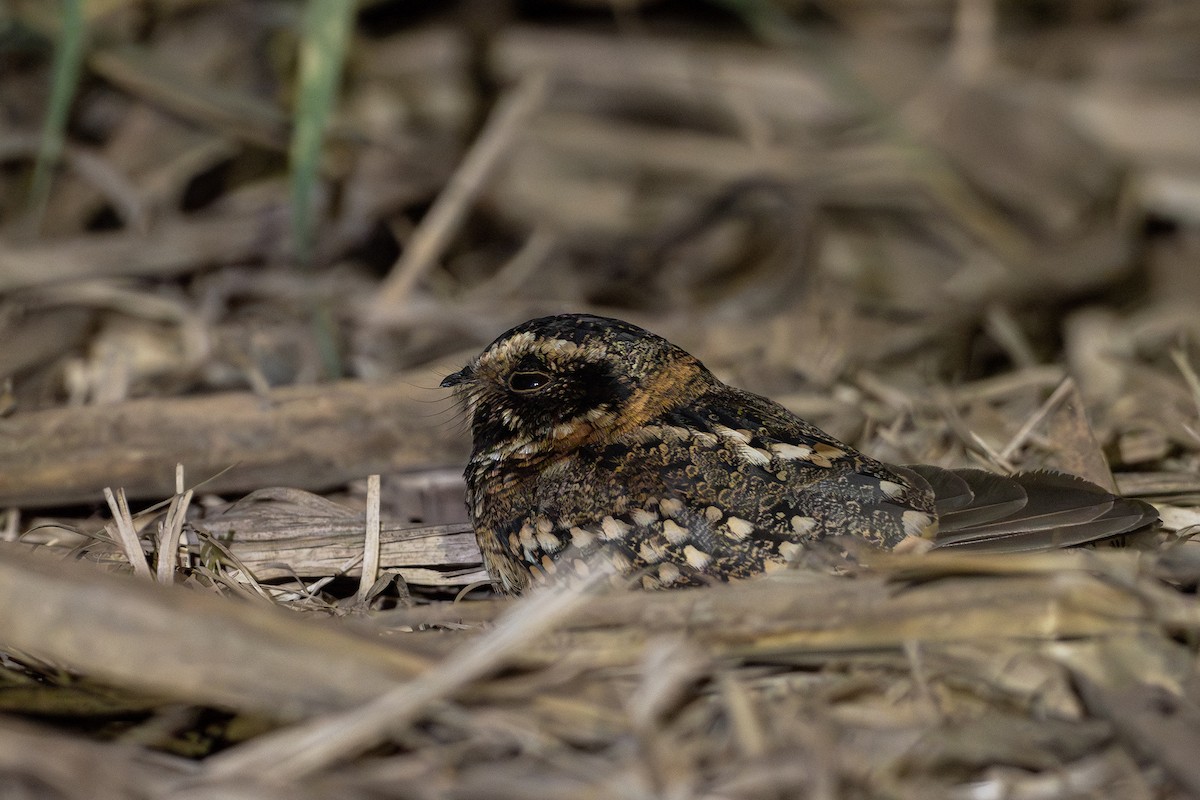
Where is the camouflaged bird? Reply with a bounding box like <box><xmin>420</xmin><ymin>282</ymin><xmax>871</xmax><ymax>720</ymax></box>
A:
<box><xmin>442</xmin><ymin>314</ymin><xmax>1158</xmax><ymax>594</ymax></box>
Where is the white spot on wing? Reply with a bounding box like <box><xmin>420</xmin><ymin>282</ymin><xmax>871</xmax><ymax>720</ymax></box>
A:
<box><xmin>638</xmin><ymin>539</ymin><xmax>665</xmax><ymax>563</ymax></box>
<box><xmin>714</xmin><ymin>425</ymin><xmax>751</xmax><ymax>444</ymax></box>
<box><xmin>659</xmin><ymin>498</ymin><xmax>684</xmax><ymax>518</ymax></box>
<box><xmin>790</xmin><ymin>516</ymin><xmax>817</xmax><ymax>535</ymax></box>
<box><xmin>630</xmin><ymin>507</ymin><xmax>658</xmax><ymax>527</ymax></box>
<box><xmin>715</xmin><ymin>426</ymin><xmax>771</xmax><ymax>466</ymax></box>
<box><xmin>684</xmin><ymin>545</ymin><xmax>711</xmax><ymax>570</ymax></box>
<box><xmin>778</xmin><ymin>541</ymin><xmax>802</xmax><ymax>561</ymax></box>
<box><xmin>570</xmin><ymin>526</ymin><xmax>596</xmax><ymax>549</ymax></box>
<box><xmin>662</xmin><ymin>519</ymin><xmax>690</xmax><ymax>544</ymax></box>
<box><xmin>739</xmin><ymin>444</ymin><xmax>771</xmax><ymax>466</ymax></box>
<box><xmin>772</xmin><ymin>443</ymin><xmax>814</xmax><ymax>461</ymax></box>
<box><xmin>601</xmin><ymin>515</ymin><xmax>632</xmax><ymax>540</ymax></box>
<box><xmin>725</xmin><ymin>516</ymin><xmax>754</xmax><ymax>540</ymax></box>
<box><xmin>608</xmin><ymin>550</ymin><xmax>632</xmax><ymax>573</ymax></box>
<box><xmin>536</xmin><ymin>529</ymin><xmax>562</xmax><ymax>553</ymax></box>
<box><xmin>518</xmin><ymin>522</ymin><xmax>537</xmax><ymax>555</ymax></box>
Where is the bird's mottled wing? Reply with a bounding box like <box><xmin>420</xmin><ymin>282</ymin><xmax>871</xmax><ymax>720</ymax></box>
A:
<box><xmin>512</xmin><ymin>390</ymin><xmax>938</xmax><ymax>588</ymax></box>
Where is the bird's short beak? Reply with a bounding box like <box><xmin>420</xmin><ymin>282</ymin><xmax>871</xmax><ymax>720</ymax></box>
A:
<box><xmin>440</xmin><ymin>366</ymin><xmax>472</xmax><ymax>388</ymax></box>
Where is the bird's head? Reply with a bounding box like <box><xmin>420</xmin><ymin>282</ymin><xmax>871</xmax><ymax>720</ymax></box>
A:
<box><xmin>442</xmin><ymin>314</ymin><xmax>712</xmax><ymax>463</ymax></box>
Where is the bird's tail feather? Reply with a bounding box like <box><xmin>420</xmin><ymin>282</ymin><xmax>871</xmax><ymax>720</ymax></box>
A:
<box><xmin>901</xmin><ymin>465</ymin><xmax>1159</xmax><ymax>552</ymax></box>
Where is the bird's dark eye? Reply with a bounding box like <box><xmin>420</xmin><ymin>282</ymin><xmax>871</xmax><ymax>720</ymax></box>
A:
<box><xmin>508</xmin><ymin>371</ymin><xmax>552</xmax><ymax>393</ymax></box>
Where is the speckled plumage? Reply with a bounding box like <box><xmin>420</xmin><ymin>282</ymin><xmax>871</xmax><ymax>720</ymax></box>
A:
<box><xmin>443</xmin><ymin>314</ymin><xmax>1158</xmax><ymax>594</ymax></box>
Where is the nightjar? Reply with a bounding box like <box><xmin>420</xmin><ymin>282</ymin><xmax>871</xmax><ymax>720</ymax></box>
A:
<box><xmin>442</xmin><ymin>314</ymin><xmax>1158</xmax><ymax>594</ymax></box>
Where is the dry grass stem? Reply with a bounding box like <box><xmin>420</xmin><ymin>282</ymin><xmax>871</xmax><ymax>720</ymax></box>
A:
<box><xmin>371</xmin><ymin>71</ymin><xmax>550</xmax><ymax>314</ymax></box>
<box><xmin>202</xmin><ymin>567</ymin><xmax>612</xmax><ymax>782</ymax></box>
<box><xmin>103</xmin><ymin>487</ymin><xmax>152</xmax><ymax>579</ymax></box>
<box><xmin>356</xmin><ymin>474</ymin><xmax>382</xmax><ymax>602</ymax></box>
<box><xmin>997</xmin><ymin>376</ymin><xmax>1075</xmax><ymax>463</ymax></box>
<box><xmin>154</xmin><ymin>487</ymin><xmax>192</xmax><ymax>584</ymax></box>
